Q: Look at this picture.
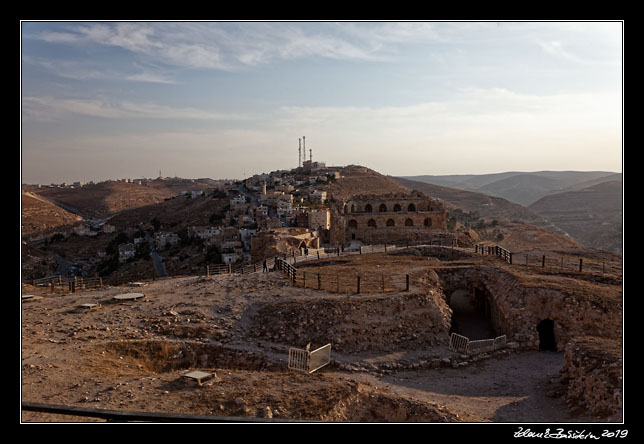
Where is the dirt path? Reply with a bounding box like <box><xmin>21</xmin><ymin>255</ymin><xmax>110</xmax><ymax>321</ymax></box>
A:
<box><xmin>342</xmin><ymin>350</ymin><xmax>594</xmax><ymax>423</ymax></box>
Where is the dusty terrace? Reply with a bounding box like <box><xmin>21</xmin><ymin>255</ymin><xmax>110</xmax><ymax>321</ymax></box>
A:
<box><xmin>21</xmin><ymin>246</ymin><xmax>622</xmax><ymax>423</ymax></box>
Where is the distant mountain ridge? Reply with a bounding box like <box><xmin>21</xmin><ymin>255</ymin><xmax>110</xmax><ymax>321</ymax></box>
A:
<box><xmin>397</xmin><ymin>171</ymin><xmax>622</xmax><ymax>254</ymax></box>
<box><xmin>401</xmin><ymin>171</ymin><xmax>620</xmax><ymax>206</ymax></box>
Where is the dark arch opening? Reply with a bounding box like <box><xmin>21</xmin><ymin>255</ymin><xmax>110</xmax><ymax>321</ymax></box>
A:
<box><xmin>408</xmin><ymin>203</ymin><xmax>416</xmax><ymax>212</ymax></box>
<box><xmin>386</xmin><ymin>218</ymin><xmax>395</xmax><ymax>227</ymax></box>
<box><xmin>364</xmin><ymin>204</ymin><xmax>372</xmax><ymax>213</ymax></box>
<box><xmin>393</xmin><ymin>203</ymin><xmax>401</xmax><ymax>212</ymax></box>
<box><xmin>537</xmin><ymin>319</ymin><xmax>556</xmax><ymax>351</ymax></box>
<box><xmin>348</xmin><ymin>219</ymin><xmax>358</xmax><ymax>229</ymax></box>
<box><xmin>367</xmin><ymin>219</ymin><xmax>377</xmax><ymax>228</ymax></box>
<box><xmin>448</xmin><ymin>287</ymin><xmax>496</xmax><ymax>340</ymax></box>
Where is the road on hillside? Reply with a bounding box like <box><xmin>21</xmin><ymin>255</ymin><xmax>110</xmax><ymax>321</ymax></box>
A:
<box><xmin>146</xmin><ymin>233</ymin><xmax>168</xmax><ymax>278</ymax></box>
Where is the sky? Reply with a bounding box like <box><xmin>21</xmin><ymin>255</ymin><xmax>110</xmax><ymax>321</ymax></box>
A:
<box><xmin>20</xmin><ymin>21</ymin><xmax>623</xmax><ymax>184</ymax></box>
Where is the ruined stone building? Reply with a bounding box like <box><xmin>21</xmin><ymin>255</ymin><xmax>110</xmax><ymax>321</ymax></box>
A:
<box><xmin>329</xmin><ymin>192</ymin><xmax>447</xmax><ymax>245</ymax></box>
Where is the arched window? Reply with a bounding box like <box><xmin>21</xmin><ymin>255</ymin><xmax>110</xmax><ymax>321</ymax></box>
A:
<box><xmin>386</xmin><ymin>219</ymin><xmax>395</xmax><ymax>227</ymax></box>
<box><xmin>365</xmin><ymin>204</ymin><xmax>372</xmax><ymax>213</ymax></box>
<box><xmin>343</xmin><ymin>204</ymin><xmax>348</xmax><ymax>214</ymax></box>
<box><xmin>405</xmin><ymin>218</ymin><xmax>414</xmax><ymax>227</ymax></box>
<box><xmin>408</xmin><ymin>203</ymin><xmax>416</xmax><ymax>212</ymax></box>
<box><xmin>424</xmin><ymin>218</ymin><xmax>431</xmax><ymax>227</ymax></box>
<box><xmin>379</xmin><ymin>203</ymin><xmax>387</xmax><ymax>212</ymax></box>
<box><xmin>367</xmin><ymin>219</ymin><xmax>377</xmax><ymax>228</ymax></box>
<box><xmin>348</xmin><ymin>219</ymin><xmax>358</xmax><ymax>229</ymax></box>
<box><xmin>351</xmin><ymin>204</ymin><xmax>355</xmax><ymax>213</ymax></box>
<box><xmin>393</xmin><ymin>203</ymin><xmax>401</xmax><ymax>212</ymax></box>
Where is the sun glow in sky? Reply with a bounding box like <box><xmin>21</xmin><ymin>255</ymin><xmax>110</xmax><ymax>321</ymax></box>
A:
<box><xmin>21</xmin><ymin>21</ymin><xmax>622</xmax><ymax>184</ymax></box>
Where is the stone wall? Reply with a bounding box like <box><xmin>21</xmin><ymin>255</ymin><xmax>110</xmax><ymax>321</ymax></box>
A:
<box><xmin>251</xmin><ymin>290</ymin><xmax>452</xmax><ymax>354</ymax></box>
<box><xmin>329</xmin><ymin>192</ymin><xmax>448</xmax><ymax>245</ymax></box>
<box><xmin>560</xmin><ymin>336</ymin><xmax>622</xmax><ymax>419</ymax></box>
<box><xmin>432</xmin><ymin>265</ymin><xmax>622</xmax><ymax>352</ymax></box>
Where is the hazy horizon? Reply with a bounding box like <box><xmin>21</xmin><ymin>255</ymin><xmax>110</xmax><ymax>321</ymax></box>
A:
<box><xmin>21</xmin><ymin>21</ymin><xmax>623</xmax><ymax>184</ymax></box>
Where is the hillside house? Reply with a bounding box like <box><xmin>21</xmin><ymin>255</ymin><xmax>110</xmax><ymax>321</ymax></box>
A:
<box><xmin>101</xmin><ymin>224</ymin><xmax>116</xmax><ymax>234</ymax></box>
<box><xmin>155</xmin><ymin>232</ymin><xmax>180</xmax><ymax>249</ymax></box>
<box><xmin>118</xmin><ymin>243</ymin><xmax>136</xmax><ymax>263</ymax></box>
<box><xmin>189</xmin><ymin>226</ymin><xmax>220</xmax><ymax>240</ymax></box>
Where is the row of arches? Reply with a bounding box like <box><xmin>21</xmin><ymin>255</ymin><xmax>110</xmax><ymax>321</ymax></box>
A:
<box><xmin>344</xmin><ymin>203</ymin><xmax>417</xmax><ymax>214</ymax></box>
<box><xmin>348</xmin><ymin>218</ymin><xmax>433</xmax><ymax>228</ymax></box>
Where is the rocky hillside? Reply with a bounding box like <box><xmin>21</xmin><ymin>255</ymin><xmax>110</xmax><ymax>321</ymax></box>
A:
<box><xmin>402</xmin><ymin>171</ymin><xmax>619</xmax><ymax>207</ymax></box>
<box><xmin>326</xmin><ymin>165</ymin><xmax>411</xmax><ymax>199</ymax></box>
<box><xmin>23</xmin><ymin>179</ymin><xmax>213</xmax><ymax>220</ymax></box>
<box><xmin>22</xmin><ymin>191</ymin><xmax>83</xmax><ymax>239</ymax></box>
<box><xmin>529</xmin><ymin>180</ymin><xmax>622</xmax><ymax>254</ymax></box>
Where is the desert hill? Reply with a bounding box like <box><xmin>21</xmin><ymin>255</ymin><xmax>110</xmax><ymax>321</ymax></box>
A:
<box><xmin>529</xmin><ymin>180</ymin><xmax>622</xmax><ymax>254</ymax></box>
<box><xmin>21</xmin><ymin>191</ymin><xmax>83</xmax><ymax>238</ymax></box>
<box><xmin>107</xmin><ymin>192</ymin><xmax>230</xmax><ymax>231</ymax></box>
<box><xmin>326</xmin><ymin>165</ymin><xmax>412</xmax><ymax>199</ymax></box>
<box><xmin>23</xmin><ymin>179</ymin><xmax>213</xmax><ymax>220</ymax></box>
<box><xmin>393</xmin><ymin>176</ymin><xmax>563</xmax><ymax>231</ymax></box>
<box><xmin>392</xmin><ymin>176</ymin><xmax>581</xmax><ymax>252</ymax></box>
<box><xmin>402</xmin><ymin>171</ymin><xmax>619</xmax><ymax>207</ymax></box>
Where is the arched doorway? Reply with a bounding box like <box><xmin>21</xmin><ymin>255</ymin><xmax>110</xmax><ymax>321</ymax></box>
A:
<box><xmin>448</xmin><ymin>288</ymin><xmax>496</xmax><ymax>340</ymax></box>
<box><xmin>386</xmin><ymin>219</ymin><xmax>395</xmax><ymax>227</ymax></box>
<box><xmin>405</xmin><ymin>218</ymin><xmax>414</xmax><ymax>227</ymax></box>
<box><xmin>379</xmin><ymin>203</ymin><xmax>387</xmax><ymax>212</ymax></box>
<box><xmin>365</xmin><ymin>204</ymin><xmax>372</xmax><ymax>213</ymax></box>
<box><xmin>537</xmin><ymin>319</ymin><xmax>556</xmax><ymax>351</ymax></box>
<box><xmin>367</xmin><ymin>219</ymin><xmax>377</xmax><ymax>228</ymax></box>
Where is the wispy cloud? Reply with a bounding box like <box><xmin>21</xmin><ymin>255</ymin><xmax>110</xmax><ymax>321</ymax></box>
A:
<box><xmin>30</xmin><ymin>22</ymin><xmax>434</xmax><ymax>71</ymax></box>
<box><xmin>23</xmin><ymin>56</ymin><xmax>177</xmax><ymax>84</ymax></box>
<box><xmin>22</xmin><ymin>96</ymin><xmax>251</xmax><ymax>122</ymax></box>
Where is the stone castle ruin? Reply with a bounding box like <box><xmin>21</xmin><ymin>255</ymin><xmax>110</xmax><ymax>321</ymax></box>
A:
<box><xmin>329</xmin><ymin>192</ymin><xmax>448</xmax><ymax>246</ymax></box>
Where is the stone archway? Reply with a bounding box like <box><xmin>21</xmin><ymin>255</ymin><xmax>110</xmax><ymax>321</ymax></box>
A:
<box><xmin>367</xmin><ymin>219</ymin><xmax>377</xmax><ymax>228</ymax></box>
<box><xmin>379</xmin><ymin>203</ymin><xmax>387</xmax><ymax>212</ymax></box>
<box><xmin>537</xmin><ymin>319</ymin><xmax>557</xmax><ymax>351</ymax></box>
<box><xmin>405</xmin><ymin>218</ymin><xmax>414</xmax><ymax>227</ymax></box>
<box><xmin>386</xmin><ymin>219</ymin><xmax>395</xmax><ymax>227</ymax></box>
<box><xmin>365</xmin><ymin>204</ymin><xmax>373</xmax><ymax>213</ymax></box>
